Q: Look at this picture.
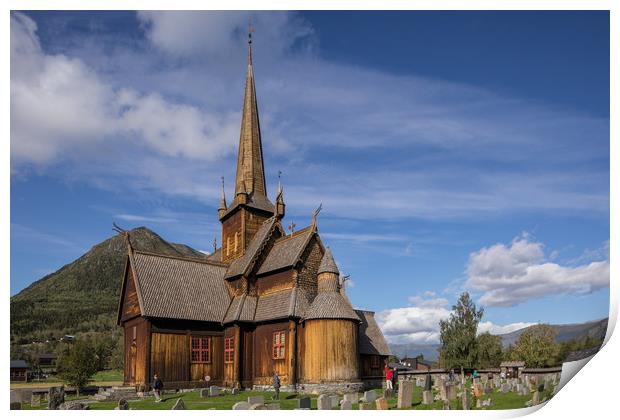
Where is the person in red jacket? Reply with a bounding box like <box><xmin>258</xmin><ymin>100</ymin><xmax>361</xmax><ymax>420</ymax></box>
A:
<box><xmin>384</xmin><ymin>364</ymin><xmax>394</xmax><ymax>390</ymax></box>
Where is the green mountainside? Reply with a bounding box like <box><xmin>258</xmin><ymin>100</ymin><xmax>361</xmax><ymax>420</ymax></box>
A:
<box><xmin>10</xmin><ymin>227</ymin><xmax>207</xmax><ymax>344</ymax></box>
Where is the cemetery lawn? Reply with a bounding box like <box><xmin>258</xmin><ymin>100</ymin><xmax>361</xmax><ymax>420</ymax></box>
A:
<box><xmin>20</xmin><ymin>385</ymin><xmax>554</xmax><ymax>410</ymax></box>
<box><xmin>11</xmin><ymin>370</ymin><xmax>124</xmax><ymax>389</ymax></box>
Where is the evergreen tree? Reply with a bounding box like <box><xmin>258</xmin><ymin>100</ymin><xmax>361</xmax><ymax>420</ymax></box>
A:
<box><xmin>439</xmin><ymin>292</ymin><xmax>484</xmax><ymax>369</ymax></box>
<box><xmin>477</xmin><ymin>332</ymin><xmax>504</xmax><ymax>368</ymax></box>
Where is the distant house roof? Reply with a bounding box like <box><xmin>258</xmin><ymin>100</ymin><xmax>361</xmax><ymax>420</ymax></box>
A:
<box><xmin>356</xmin><ymin>310</ymin><xmax>391</xmax><ymax>356</ymax></box>
<box><xmin>39</xmin><ymin>353</ymin><xmax>57</xmax><ymax>359</ymax></box>
<box><xmin>565</xmin><ymin>346</ymin><xmax>601</xmax><ymax>363</ymax></box>
<box><xmin>500</xmin><ymin>361</ymin><xmax>525</xmax><ymax>368</ymax></box>
<box><xmin>11</xmin><ymin>360</ymin><xmax>28</xmax><ymax>369</ymax></box>
<box><xmin>131</xmin><ymin>251</ymin><xmax>230</xmax><ymax>322</ymax></box>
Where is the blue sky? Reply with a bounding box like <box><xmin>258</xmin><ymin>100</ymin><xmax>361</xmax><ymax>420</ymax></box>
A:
<box><xmin>10</xmin><ymin>11</ymin><xmax>609</xmax><ymax>344</ymax></box>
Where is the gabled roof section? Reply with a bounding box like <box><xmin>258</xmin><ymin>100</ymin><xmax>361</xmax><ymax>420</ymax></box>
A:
<box><xmin>223</xmin><ymin>294</ymin><xmax>257</xmax><ymax>324</ymax></box>
<box><xmin>356</xmin><ymin>310</ymin><xmax>391</xmax><ymax>356</ymax></box>
<box><xmin>131</xmin><ymin>251</ymin><xmax>229</xmax><ymax>322</ymax></box>
<box><xmin>224</xmin><ymin>216</ymin><xmax>281</xmax><ymax>279</ymax></box>
<box><xmin>256</xmin><ymin>226</ymin><xmax>315</xmax><ymax>275</ymax></box>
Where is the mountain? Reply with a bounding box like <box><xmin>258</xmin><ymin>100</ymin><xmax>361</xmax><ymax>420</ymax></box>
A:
<box><xmin>497</xmin><ymin>318</ymin><xmax>608</xmax><ymax>347</ymax></box>
<box><xmin>389</xmin><ymin>318</ymin><xmax>609</xmax><ymax>361</ymax></box>
<box><xmin>10</xmin><ymin>227</ymin><xmax>207</xmax><ymax>343</ymax></box>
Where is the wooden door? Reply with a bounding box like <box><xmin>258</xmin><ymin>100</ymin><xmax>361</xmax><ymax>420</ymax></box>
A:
<box><xmin>129</xmin><ymin>342</ymin><xmax>137</xmax><ymax>384</ymax></box>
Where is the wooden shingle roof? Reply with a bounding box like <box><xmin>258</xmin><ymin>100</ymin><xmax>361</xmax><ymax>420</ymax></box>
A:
<box><xmin>317</xmin><ymin>247</ymin><xmax>339</xmax><ymax>275</ymax></box>
<box><xmin>356</xmin><ymin>310</ymin><xmax>391</xmax><ymax>356</ymax></box>
<box><xmin>225</xmin><ymin>217</ymin><xmax>279</xmax><ymax>279</ymax></box>
<box><xmin>131</xmin><ymin>251</ymin><xmax>229</xmax><ymax>322</ymax></box>
<box><xmin>303</xmin><ymin>291</ymin><xmax>360</xmax><ymax>322</ymax></box>
<box><xmin>256</xmin><ymin>227</ymin><xmax>314</xmax><ymax>275</ymax></box>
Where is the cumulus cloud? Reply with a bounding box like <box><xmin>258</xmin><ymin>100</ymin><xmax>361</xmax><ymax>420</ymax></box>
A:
<box><xmin>376</xmin><ymin>292</ymin><xmax>536</xmax><ymax>344</ymax></box>
<box><xmin>466</xmin><ymin>233</ymin><xmax>610</xmax><ymax>307</ymax></box>
<box><xmin>10</xmin><ymin>12</ymin><xmax>239</xmax><ymax>169</ymax></box>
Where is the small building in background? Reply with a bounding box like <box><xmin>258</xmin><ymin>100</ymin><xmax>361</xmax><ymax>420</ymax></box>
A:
<box><xmin>10</xmin><ymin>360</ymin><xmax>28</xmax><ymax>382</ymax></box>
<box><xmin>500</xmin><ymin>361</ymin><xmax>525</xmax><ymax>378</ymax></box>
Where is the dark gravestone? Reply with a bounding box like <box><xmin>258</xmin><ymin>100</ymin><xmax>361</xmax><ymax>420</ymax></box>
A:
<box><xmin>10</xmin><ymin>402</ymin><xmax>22</xmax><ymax>410</ymax></box>
<box><xmin>424</xmin><ymin>373</ymin><xmax>432</xmax><ymax>391</ymax></box>
<box><xmin>298</xmin><ymin>396</ymin><xmax>311</xmax><ymax>409</ymax></box>
<box><xmin>538</xmin><ymin>383</ymin><xmax>545</xmax><ymax>393</ymax></box>
<box><xmin>59</xmin><ymin>401</ymin><xmax>90</xmax><ymax>410</ymax></box>
<box><xmin>47</xmin><ymin>387</ymin><xmax>65</xmax><ymax>410</ymax></box>
<box><xmin>118</xmin><ymin>399</ymin><xmax>129</xmax><ymax>410</ymax></box>
<box><xmin>200</xmin><ymin>388</ymin><xmax>209</xmax><ymax>398</ymax></box>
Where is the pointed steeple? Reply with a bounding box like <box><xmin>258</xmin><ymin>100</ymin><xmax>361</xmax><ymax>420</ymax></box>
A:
<box><xmin>234</xmin><ymin>29</ymin><xmax>267</xmax><ymax>199</ymax></box>
<box><xmin>276</xmin><ymin>170</ymin><xmax>285</xmax><ymax>219</ymax></box>
<box><xmin>218</xmin><ymin>176</ymin><xmax>227</xmax><ymax>219</ymax></box>
<box><xmin>318</xmin><ymin>246</ymin><xmax>340</xmax><ymax>275</ymax></box>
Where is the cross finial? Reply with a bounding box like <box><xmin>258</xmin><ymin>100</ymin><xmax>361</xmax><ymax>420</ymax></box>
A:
<box><xmin>213</xmin><ymin>238</ymin><xmax>217</xmax><ymax>253</ymax></box>
<box><xmin>311</xmin><ymin>202</ymin><xmax>322</xmax><ymax>230</ymax></box>
<box><xmin>248</xmin><ymin>19</ymin><xmax>255</xmax><ymax>44</ymax></box>
<box><xmin>288</xmin><ymin>221</ymin><xmax>296</xmax><ymax>235</ymax></box>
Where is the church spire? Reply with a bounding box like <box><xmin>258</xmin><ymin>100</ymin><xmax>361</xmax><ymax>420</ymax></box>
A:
<box><xmin>234</xmin><ymin>25</ymin><xmax>267</xmax><ymax>199</ymax></box>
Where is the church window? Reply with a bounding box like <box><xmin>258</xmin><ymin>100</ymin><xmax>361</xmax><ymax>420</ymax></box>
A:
<box><xmin>191</xmin><ymin>336</ymin><xmax>211</xmax><ymax>363</ymax></box>
<box><xmin>224</xmin><ymin>337</ymin><xmax>234</xmax><ymax>363</ymax></box>
<box><xmin>272</xmin><ymin>331</ymin><xmax>286</xmax><ymax>359</ymax></box>
<box><xmin>370</xmin><ymin>355</ymin><xmax>381</xmax><ymax>369</ymax></box>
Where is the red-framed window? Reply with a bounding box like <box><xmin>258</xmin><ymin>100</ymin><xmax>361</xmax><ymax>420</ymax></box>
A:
<box><xmin>191</xmin><ymin>336</ymin><xmax>211</xmax><ymax>363</ymax></box>
<box><xmin>224</xmin><ymin>337</ymin><xmax>234</xmax><ymax>364</ymax></box>
<box><xmin>272</xmin><ymin>331</ymin><xmax>286</xmax><ymax>359</ymax></box>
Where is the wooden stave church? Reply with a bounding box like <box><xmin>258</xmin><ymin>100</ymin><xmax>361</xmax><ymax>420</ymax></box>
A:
<box><xmin>116</xmin><ymin>35</ymin><xmax>391</xmax><ymax>392</ymax></box>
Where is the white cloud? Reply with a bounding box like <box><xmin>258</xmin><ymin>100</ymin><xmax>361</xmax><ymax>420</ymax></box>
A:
<box><xmin>10</xmin><ymin>12</ymin><xmax>239</xmax><ymax>169</ymax></box>
<box><xmin>466</xmin><ymin>234</ymin><xmax>610</xmax><ymax>307</ymax></box>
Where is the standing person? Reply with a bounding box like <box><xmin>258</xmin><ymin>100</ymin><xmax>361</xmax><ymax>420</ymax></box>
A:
<box><xmin>384</xmin><ymin>364</ymin><xmax>394</xmax><ymax>391</ymax></box>
<box><xmin>449</xmin><ymin>369</ymin><xmax>455</xmax><ymax>382</ymax></box>
<box><xmin>152</xmin><ymin>373</ymin><xmax>163</xmax><ymax>403</ymax></box>
<box><xmin>391</xmin><ymin>367</ymin><xmax>398</xmax><ymax>390</ymax></box>
<box><xmin>272</xmin><ymin>371</ymin><xmax>281</xmax><ymax>400</ymax></box>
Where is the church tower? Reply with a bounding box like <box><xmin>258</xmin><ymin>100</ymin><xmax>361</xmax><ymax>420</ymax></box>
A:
<box><xmin>219</xmin><ymin>31</ymin><xmax>280</xmax><ymax>264</ymax></box>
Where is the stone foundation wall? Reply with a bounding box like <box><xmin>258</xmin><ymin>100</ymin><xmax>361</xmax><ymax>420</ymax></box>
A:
<box><xmin>296</xmin><ymin>382</ymin><xmax>365</xmax><ymax>395</ymax></box>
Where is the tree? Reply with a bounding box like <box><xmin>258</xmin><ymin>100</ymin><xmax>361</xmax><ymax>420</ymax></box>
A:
<box><xmin>56</xmin><ymin>340</ymin><xmax>98</xmax><ymax>394</ymax></box>
<box><xmin>512</xmin><ymin>324</ymin><xmax>559</xmax><ymax>368</ymax></box>
<box><xmin>439</xmin><ymin>292</ymin><xmax>484</xmax><ymax>369</ymax></box>
<box><xmin>476</xmin><ymin>332</ymin><xmax>503</xmax><ymax>368</ymax></box>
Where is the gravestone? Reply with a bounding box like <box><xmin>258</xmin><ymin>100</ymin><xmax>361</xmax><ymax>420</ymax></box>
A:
<box><xmin>10</xmin><ymin>402</ymin><xmax>22</xmax><ymax>410</ymax></box>
<box><xmin>519</xmin><ymin>387</ymin><xmax>528</xmax><ymax>396</ymax></box>
<box><xmin>47</xmin><ymin>387</ymin><xmax>65</xmax><ymax>410</ymax></box>
<box><xmin>232</xmin><ymin>388</ymin><xmax>240</xmax><ymax>395</ymax></box>
<box><xmin>330</xmin><ymin>395</ymin><xmax>340</xmax><ymax>408</ymax></box>
<box><xmin>344</xmin><ymin>393</ymin><xmax>358</xmax><ymax>403</ymax></box>
<box><xmin>500</xmin><ymin>383</ymin><xmax>511</xmax><ymax>393</ymax></box>
<box><xmin>363</xmin><ymin>390</ymin><xmax>377</xmax><ymax>403</ymax></box>
<box><xmin>60</xmin><ymin>401</ymin><xmax>89</xmax><ymax>410</ymax></box>
<box><xmin>200</xmin><ymin>388</ymin><xmax>209</xmax><ymax>398</ymax></box>
<box><xmin>172</xmin><ymin>398</ymin><xmax>186</xmax><ymax>410</ymax></box>
<box><xmin>341</xmin><ymin>401</ymin><xmax>352</xmax><ymax>410</ymax></box>
<box><xmin>442</xmin><ymin>400</ymin><xmax>450</xmax><ymax>410</ymax></box>
<box><xmin>473</xmin><ymin>384</ymin><xmax>483</xmax><ymax>398</ymax></box>
<box><xmin>383</xmin><ymin>388</ymin><xmax>393</xmax><ymax>399</ymax></box>
<box><xmin>375</xmin><ymin>397</ymin><xmax>388</xmax><ymax>410</ymax></box>
<box><xmin>117</xmin><ymin>399</ymin><xmax>129</xmax><ymax>410</ymax></box>
<box><xmin>476</xmin><ymin>399</ymin><xmax>482</xmax><ymax>409</ymax></box>
<box><xmin>233</xmin><ymin>401</ymin><xmax>251</xmax><ymax>410</ymax></box>
<box><xmin>532</xmin><ymin>391</ymin><xmax>540</xmax><ymax>406</ymax></box>
<box><xmin>397</xmin><ymin>380</ymin><xmax>414</xmax><ymax>408</ymax></box>
<box><xmin>422</xmin><ymin>390</ymin><xmax>433</xmax><ymax>405</ymax></box>
<box><xmin>248</xmin><ymin>395</ymin><xmax>265</xmax><ymax>405</ymax></box>
<box><xmin>298</xmin><ymin>396</ymin><xmax>311</xmax><ymax>409</ymax></box>
<box><xmin>317</xmin><ymin>394</ymin><xmax>330</xmax><ymax>410</ymax></box>
<box><xmin>461</xmin><ymin>390</ymin><xmax>470</xmax><ymax>410</ymax></box>
<box><xmin>31</xmin><ymin>394</ymin><xmax>41</xmax><ymax>407</ymax></box>
<box><xmin>209</xmin><ymin>385</ymin><xmax>219</xmax><ymax>397</ymax></box>
<box><xmin>250</xmin><ymin>403</ymin><xmax>268</xmax><ymax>410</ymax></box>
<box><xmin>446</xmin><ymin>383</ymin><xmax>457</xmax><ymax>401</ymax></box>
<box><xmin>359</xmin><ymin>402</ymin><xmax>373</xmax><ymax>410</ymax></box>
<box><xmin>439</xmin><ymin>384</ymin><xmax>447</xmax><ymax>400</ymax></box>
<box><xmin>266</xmin><ymin>403</ymin><xmax>281</xmax><ymax>410</ymax></box>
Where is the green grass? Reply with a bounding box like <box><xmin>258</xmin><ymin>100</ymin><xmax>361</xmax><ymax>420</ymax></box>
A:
<box><xmin>19</xmin><ymin>383</ymin><xmax>555</xmax><ymax>410</ymax></box>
